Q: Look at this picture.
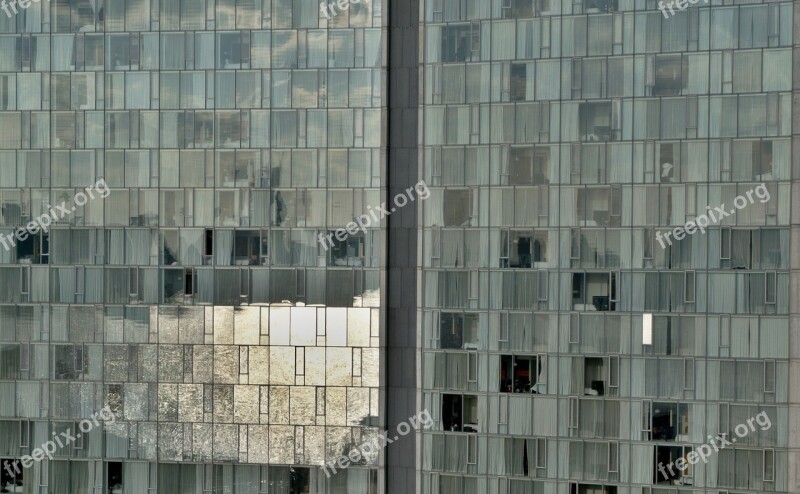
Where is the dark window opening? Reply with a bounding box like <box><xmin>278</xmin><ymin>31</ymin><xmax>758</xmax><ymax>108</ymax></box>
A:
<box><xmin>570</xmin><ymin>484</ymin><xmax>617</xmax><ymax>494</ymax></box>
<box><xmin>440</xmin><ymin>313</ymin><xmax>478</xmax><ymax>349</ymax></box>
<box><xmin>163</xmin><ymin>269</ymin><xmax>184</xmax><ymax>302</ymax></box>
<box><xmin>579</xmin><ymin>102</ymin><xmax>613</xmax><ymax>142</ymax></box>
<box><xmin>441</xmin><ymin>25</ymin><xmax>475</xmax><ymax>63</ymax></box>
<box><xmin>53</xmin><ymin>344</ymin><xmax>87</xmax><ymax>380</ymax></box>
<box><xmin>654</xmin><ymin>445</ymin><xmax>692</xmax><ymax>485</ymax></box>
<box><xmin>205</xmin><ymin>229</ymin><xmax>214</xmax><ymax>256</ymax></box>
<box><xmin>16</xmin><ymin>232</ymin><xmax>47</xmax><ymax>264</ymax></box>
<box><xmin>648</xmin><ymin>402</ymin><xmax>689</xmax><ymax>442</ymax></box>
<box><xmin>184</xmin><ymin>268</ymin><xmax>193</xmax><ymax>296</ymax></box>
<box><xmin>572</xmin><ymin>272</ymin><xmax>616</xmax><ymax>311</ymax></box>
<box><xmin>234</xmin><ymin>230</ymin><xmax>260</xmax><ymax>265</ymax></box>
<box><xmin>328</xmin><ymin>233</ymin><xmax>365</xmax><ymax>267</ymax></box>
<box><xmin>653</xmin><ymin>55</ymin><xmax>687</xmax><ymax>96</ymax></box>
<box><xmin>585</xmin><ymin>0</ymin><xmax>618</xmax><ymax>12</ymax></box>
<box><xmin>0</xmin><ymin>458</ymin><xmax>23</xmax><ymax>492</ymax></box>
<box><xmin>443</xmin><ymin>190</ymin><xmax>471</xmax><ymax>226</ymax></box>
<box><xmin>510</xmin><ymin>63</ymin><xmax>529</xmax><ymax>101</ymax></box>
<box><xmin>751</xmin><ymin>140</ymin><xmax>773</xmax><ymax>180</ymax></box>
<box><xmin>500</xmin><ymin>355</ymin><xmax>543</xmax><ymax>393</ymax></box>
<box><xmin>503</xmin><ymin>230</ymin><xmax>549</xmax><ymax>268</ymax></box>
<box><xmin>108</xmin><ymin>462</ymin><xmax>122</xmax><ymax>493</ymax></box>
<box><xmin>502</xmin><ymin>0</ymin><xmax>535</xmax><ymax>17</ymax></box>
<box><xmin>584</xmin><ymin>357</ymin><xmax>605</xmax><ymax>396</ymax></box>
<box><xmin>442</xmin><ymin>394</ymin><xmax>478</xmax><ymax>433</ymax></box>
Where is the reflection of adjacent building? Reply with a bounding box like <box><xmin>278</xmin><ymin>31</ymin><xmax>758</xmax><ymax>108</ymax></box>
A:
<box><xmin>0</xmin><ymin>302</ymin><xmax>380</xmax><ymax>492</ymax></box>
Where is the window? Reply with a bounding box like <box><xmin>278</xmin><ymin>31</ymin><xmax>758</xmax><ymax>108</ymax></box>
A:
<box><xmin>654</xmin><ymin>445</ymin><xmax>693</xmax><ymax>485</ymax></box>
<box><xmin>510</xmin><ymin>63</ymin><xmax>531</xmax><ymax>101</ymax></box>
<box><xmin>0</xmin><ymin>458</ymin><xmax>23</xmax><ymax>490</ymax></box>
<box><xmin>328</xmin><ymin>232</ymin><xmax>365</xmax><ymax>267</ymax></box>
<box><xmin>53</xmin><ymin>344</ymin><xmax>88</xmax><ymax>380</ymax></box>
<box><xmin>509</xmin><ymin>147</ymin><xmax>550</xmax><ymax>185</ymax></box>
<box><xmin>443</xmin><ymin>189</ymin><xmax>471</xmax><ymax>226</ymax></box>
<box><xmin>217</xmin><ymin>32</ymin><xmax>249</xmax><ymax>69</ymax></box>
<box><xmin>108</xmin><ymin>462</ymin><xmax>123</xmax><ymax>492</ymax></box>
<box><xmin>500</xmin><ymin>230</ymin><xmax>549</xmax><ymax>268</ymax></box>
<box><xmin>733</xmin><ymin>140</ymin><xmax>774</xmax><ymax>181</ymax></box>
<box><xmin>585</xmin><ymin>0</ymin><xmax>617</xmax><ymax>11</ymax></box>
<box><xmin>15</xmin><ymin>231</ymin><xmax>48</xmax><ymax>264</ymax></box>
<box><xmin>502</xmin><ymin>0</ymin><xmax>535</xmax><ymax>18</ymax></box>
<box><xmin>583</xmin><ymin>357</ymin><xmax>605</xmax><ymax>396</ymax></box>
<box><xmin>441</xmin><ymin>394</ymin><xmax>478</xmax><ymax>433</ymax></box>
<box><xmin>163</xmin><ymin>268</ymin><xmax>185</xmax><ymax>302</ymax></box>
<box><xmin>647</xmin><ymin>402</ymin><xmax>690</xmax><ymax>442</ymax></box>
<box><xmin>653</xmin><ymin>55</ymin><xmax>687</xmax><ymax>96</ymax></box>
<box><xmin>577</xmin><ymin>188</ymin><xmax>613</xmax><ymax>227</ymax></box>
<box><xmin>440</xmin><ymin>312</ymin><xmax>478</xmax><ymax>349</ymax></box>
<box><xmin>234</xmin><ymin>230</ymin><xmax>261</xmax><ymax>265</ymax></box>
<box><xmin>441</xmin><ymin>24</ymin><xmax>478</xmax><ymax>63</ymax></box>
<box><xmin>580</xmin><ymin>102</ymin><xmax>613</xmax><ymax>141</ymax></box>
<box><xmin>499</xmin><ymin>354</ymin><xmax>545</xmax><ymax>393</ymax></box>
<box><xmin>572</xmin><ymin>272</ymin><xmax>616</xmax><ymax>311</ymax></box>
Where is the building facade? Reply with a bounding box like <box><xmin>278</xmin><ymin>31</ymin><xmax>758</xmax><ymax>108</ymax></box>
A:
<box><xmin>0</xmin><ymin>0</ymin><xmax>386</xmax><ymax>492</ymax></box>
<box><xmin>417</xmin><ymin>0</ymin><xmax>799</xmax><ymax>493</ymax></box>
<box><xmin>2</xmin><ymin>0</ymin><xmax>800</xmax><ymax>493</ymax></box>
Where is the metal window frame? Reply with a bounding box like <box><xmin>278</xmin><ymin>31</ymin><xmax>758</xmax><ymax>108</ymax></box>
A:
<box><xmin>569</xmin><ymin>313</ymin><xmax>580</xmax><ymax>344</ymax></box>
<box><xmin>467</xmin><ymin>351</ymin><xmax>478</xmax><ymax>382</ymax></box>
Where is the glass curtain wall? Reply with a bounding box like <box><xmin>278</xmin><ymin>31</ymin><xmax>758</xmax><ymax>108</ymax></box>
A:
<box><xmin>419</xmin><ymin>0</ymin><xmax>792</xmax><ymax>492</ymax></box>
<box><xmin>0</xmin><ymin>0</ymin><xmax>386</xmax><ymax>492</ymax></box>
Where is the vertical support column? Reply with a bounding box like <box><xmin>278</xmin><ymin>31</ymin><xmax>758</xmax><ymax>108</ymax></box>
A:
<box><xmin>788</xmin><ymin>2</ymin><xmax>800</xmax><ymax>490</ymax></box>
<box><xmin>386</xmin><ymin>0</ymin><xmax>421</xmax><ymax>493</ymax></box>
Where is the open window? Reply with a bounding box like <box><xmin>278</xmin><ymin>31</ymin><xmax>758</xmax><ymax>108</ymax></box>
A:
<box><xmin>500</xmin><ymin>354</ymin><xmax>545</xmax><ymax>393</ymax></box>
<box><xmin>510</xmin><ymin>63</ymin><xmax>530</xmax><ymax>101</ymax></box>
<box><xmin>572</xmin><ymin>272</ymin><xmax>616</xmax><ymax>311</ymax></box>
<box><xmin>441</xmin><ymin>24</ymin><xmax>478</xmax><ymax>63</ymax></box>
<box><xmin>440</xmin><ymin>312</ymin><xmax>478</xmax><ymax>349</ymax></box>
<box><xmin>0</xmin><ymin>459</ymin><xmax>23</xmax><ymax>492</ymax></box>
<box><xmin>266</xmin><ymin>466</ymin><xmax>312</xmax><ymax>494</ymax></box>
<box><xmin>733</xmin><ymin>140</ymin><xmax>774</xmax><ymax>181</ymax></box>
<box><xmin>108</xmin><ymin>462</ymin><xmax>122</xmax><ymax>493</ymax></box>
<box><xmin>234</xmin><ymin>230</ymin><xmax>261</xmax><ymax>265</ymax></box>
<box><xmin>163</xmin><ymin>268</ymin><xmax>187</xmax><ymax>302</ymax></box>
<box><xmin>328</xmin><ymin>232</ymin><xmax>365</xmax><ymax>267</ymax></box>
<box><xmin>53</xmin><ymin>344</ymin><xmax>88</xmax><ymax>380</ymax></box>
<box><xmin>441</xmin><ymin>394</ymin><xmax>478</xmax><ymax>433</ymax></box>
<box><xmin>16</xmin><ymin>231</ymin><xmax>48</xmax><ymax>264</ymax></box>
<box><xmin>501</xmin><ymin>230</ymin><xmax>549</xmax><ymax>268</ymax></box>
<box><xmin>570</xmin><ymin>484</ymin><xmax>617</xmax><ymax>494</ymax></box>
<box><xmin>653</xmin><ymin>55</ymin><xmax>687</xmax><ymax>97</ymax></box>
<box><xmin>502</xmin><ymin>0</ymin><xmax>535</xmax><ymax>17</ymax></box>
<box><xmin>658</xmin><ymin>142</ymin><xmax>679</xmax><ymax>183</ymax></box>
<box><xmin>577</xmin><ymin>188</ymin><xmax>612</xmax><ymax>227</ymax></box>
<box><xmin>654</xmin><ymin>445</ymin><xmax>693</xmax><ymax>485</ymax></box>
<box><xmin>647</xmin><ymin>402</ymin><xmax>690</xmax><ymax>442</ymax></box>
<box><xmin>580</xmin><ymin>102</ymin><xmax>613</xmax><ymax>142</ymax></box>
<box><xmin>509</xmin><ymin>146</ymin><xmax>550</xmax><ymax>185</ymax></box>
<box><xmin>585</xmin><ymin>0</ymin><xmax>618</xmax><ymax>11</ymax></box>
<box><xmin>583</xmin><ymin>357</ymin><xmax>605</xmax><ymax>396</ymax></box>
<box><xmin>443</xmin><ymin>189</ymin><xmax>472</xmax><ymax>227</ymax></box>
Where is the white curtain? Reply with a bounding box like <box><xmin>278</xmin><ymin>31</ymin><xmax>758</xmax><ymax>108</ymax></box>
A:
<box><xmin>108</xmin><ymin>229</ymin><xmax>125</xmax><ymax>264</ymax></box>
<box><xmin>51</xmin><ymin>35</ymin><xmax>75</xmax><ymax>71</ymax></box>
<box><xmin>126</xmin><ymin>230</ymin><xmax>149</xmax><ymax>265</ymax></box>
<box><xmin>214</xmin><ymin>230</ymin><xmax>234</xmax><ymax>266</ymax></box>
<box><xmin>124</xmin><ymin>462</ymin><xmax>150</xmax><ymax>494</ymax></box>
